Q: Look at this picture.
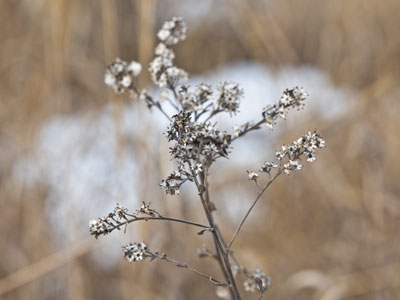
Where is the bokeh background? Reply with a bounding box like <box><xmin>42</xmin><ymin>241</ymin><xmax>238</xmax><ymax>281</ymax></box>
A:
<box><xmin>1</xmin><ymin>0</ymin><xmax>400</xmax><ymax>299</ymax></box>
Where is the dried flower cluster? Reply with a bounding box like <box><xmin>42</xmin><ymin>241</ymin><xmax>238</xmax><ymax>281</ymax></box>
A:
<box><xmin>104</xmin><ymin>58</ymin><xmax>142</xmax><ymax>94</ymax></box>
<box><xmin>247</xmin><ymin>131</ymin><xmax>325</xmax><ymax>180</ymax></box>
<box><xmin>243</xmin><ymin>269</ymin><xmax>270</xmax><ymax>297</ymax></box>
<box><xmin>213</xmin><ymin>262</ymin><xmax>271</xmax><ymax>299</ymax></box>
<box><xmin>89</xmin><ymin>203</ymin><xmax>127</xmax><ymax>238</ymax></box>
<box><xmin>94</xmin><ymin>17</ymin><xmax>327</xmax><ymax>300</ymax></box>
<box><xmin>277</xmin><ymin>131</ymin><xmax>325</xmax><ymax>174</ymax></box>
<box><xmin>149</xmin><ymin>17</ymin><xmax>188</xmax><ymax>87</ymax></box>
<box><xmin>122</xmin><ymin>242</ymin><xmax>228</xmax><ymax>286</ymax></box>
<box><xmin>217</xmin><ymin>82</ymin><xmax>243</xmax><ymax>115</ymax></box>
<box><xmin>176</xmin><ymin>81</ymin><xmax>243</xmax><ymax>118</ymax></box>
<box><xmin>160</xmin><ymin>111</ymin><xmax>234</xmax><ymax>195</ymax></box>
<box><xmin>123</xmin><ymin>242</ymin><xmax>149</xmax><ymax>262</ymax></box>
<box><xmin>262</xmin><ymin>87</ymin><xmax>308</xmax><ymax>129</ymax></box>
<box><xmin>178</xmin><ymin>84</ymin><xmax>212</xmax><ymax>111</ymax></box>
<box><xmin>157</xmin><ymin>81</ymin><xmax>245</xmax><ymax>195</ymax></box>
<box><xmin>89</xmin><ymin>203</ymin><xmax>161</xmax><ymax>239</ymax></box>
<box><xmin>157</xmin><ymin>17</ymin><xmax>187</xmax><ymax>46</ymax></box>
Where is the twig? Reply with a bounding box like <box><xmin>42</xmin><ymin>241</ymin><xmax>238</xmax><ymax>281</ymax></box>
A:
<box><xmin>112</xmin><ymin>216</ymin><xmax>211</xmax><ymax>230</ymax></box>
<box><xmin>154</xmin><ymin>102</ymin><xmax>173</xmax><ymax>122</ymax></box>
<box><xmin>165</xmin><ymin>97</ymin><xmax>180</xmax><ymax>111</ymax></box>
<box><xmin>151</xmin><ymin>251</ymin><xmax>227</xmax><ymax>287</ymax></box>
<box><xmin>131</xmin><ymin>85</ymin><xmax>172</xmax><ymax>122</ymax></box>
<box><xmin>228</xmin><ymin>170</ymin><xmax>282</xmax><ymax>249</ymax></box>
<box><xmin>233</xmin><ymin>119</ymin><xmax>265</xmax><ymax>141</ymax></box>
<box><xmin>204</xmin><ymin>109</ymin><xmax>221</xmax><ymax>123</ymax></box>
<box><xmin>195</xmin><ymin>102</ymin><xmax>214</xmax><ymax>121</ymax></box>
<box><xmin>168</xmin><ymin>84</ymin><xmax>182</xmax><ymax>110</ymax></box>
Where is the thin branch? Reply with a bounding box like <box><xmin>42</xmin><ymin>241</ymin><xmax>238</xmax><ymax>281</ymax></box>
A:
<box><xmin>150</xmin><ymin>252</ymin><xmax>227</xmax><ymax>287</ymax></box>
<box><xmin>195</xmin><ymin>102</ymin><xmax>214</xmax><ymax>121</ymax></box>
<box><xmin>228</xmin><ymin>170</ymin><xmax>282</xmax><ymax>249</ymax></box>
<box><xmin>154</xmin><ymin>102</ymin><xmax>173</xmax><ymax>122</ymax></box>
<box><xmin>190</xmin><ymin>166</ymin><xmax>239</xmax><ymax>300</ymax></box>
<box><xmin>193</xmin><ymin>165</ymin><xmax>242</xmax><ymax>300</ymax></box>
<box><xmin>165</xmin><ymin>97</ymin><xmax>180</xmax><ymax>111</ymax></box>
<box><xmin>168</xmin><ymin>84</ymin><xmax>182</xmax><ymax>110</ymax></box>
<box><xmin>204</xmin><ymin>109</ymin><xmax>222</xmax><ymax>123</ymax></box>
<box><xmin>131</xmin><ymin>85</ymin><xmax>172</xmax><ymax>122</ymax></box>
<box><xmin>233</xmin><ymin>119</ymin><xmax>265</xmax><ymax>141</ymax></box>
<box><xmin>107</xmin><ymin>216</ymin><xmax>211</xmax><ymax>234</ymax></box>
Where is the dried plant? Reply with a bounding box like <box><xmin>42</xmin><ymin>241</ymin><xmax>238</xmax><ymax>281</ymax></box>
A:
<box><xmin>90</xmin><ymin>17</ymin><xmax>325</xmax><ymax>300</ymax></box>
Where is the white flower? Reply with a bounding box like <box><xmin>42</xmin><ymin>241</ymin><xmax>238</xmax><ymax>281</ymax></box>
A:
<box><xmin>318</xmin><ymin>138</ymin><xmax>326</xmax><ymax>148</ymax></box>
<box><xmin>305</xmin><ymin>131</ymin><xmax>316</xmax><ymax>140</ymax></box>
<box><xmin>191</xmin><ymin>163</ymin><xmax>203</xmax><ymax>175</ymax></box>
<box><xmin>247</xmin><ymin>171</ymin><xmax>259</xmax><ymax>181</ymax></box>
<box><xmin>288</xmin><ymin>144</ymin><xmax>298</xmax><ymax>154</ymax></box>
<box><xmin>280</xmin><ymin>93</ymin><xmax>291</xmax><ymax>105</ymax></box>
<box><xmin>127</xmin><ymin>61</ymin><xmax>142</xmax><ymax>76</ymax></box>
<box><xmin>121</xmin><ymin>75</ymin><xmax>132</xmax><ymax>87</ymax></box>
<box><xmin>275</xmin><ymin>151</ymin><xmax>284</xmax><ymax>160</ymax></box>
<box><xmin>157</xmin><ymin>29</ymin><xmax>170</xmax><ymax>41</ymax></box>
<box><xmin>289</xmin><ymin>160</ymin><xmax>302</xmax><ymax>171</ymax></box>
<box><xmin>155</xmin><ymin>43</ymin><xmax>175</xmax><ymax>60</ymax></box>
<box><xmin>104</xmin><ymin>72</ymin><xmax>116</xmax><ymax>86</ymax></box>
<box><xmin>89</xmin><ymin>219</ymin><xmax>99</xmax><ymax>227</ymax></box>
<box><xmin>233</xmin><ymin>126</ymin><xmax>241</xmax><ymax>138</ymax></box>
<box><xmin>283</xmin><ymin>164</ymin><xmax>291</xmax><ymax>174</ymax></box>
<box><xmin>261</xmin><ymin>161</ymin><xmax>278</xmax><ymax>173</ymax></box>
<box><xmin>305</xmin><ymin>151</ymin><xmax>316</xmax><ymax>162</ymax></box>
<box><xmin>244</xmin><ymin>279</ymin><xmax>256</xmax><ymax>292</ymax></box>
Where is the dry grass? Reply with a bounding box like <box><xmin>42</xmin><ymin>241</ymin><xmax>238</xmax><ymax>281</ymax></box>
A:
<box><xmin>1</xmin><ymin>0</ymin><xmax>400</xmax><ymax>299</ymax></box>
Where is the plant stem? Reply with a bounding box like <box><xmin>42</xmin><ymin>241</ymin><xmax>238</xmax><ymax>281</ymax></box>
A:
<box><xmin>107</xmin><ymin>216</ymin><xmax>211</xmax><ymax>233</ymax></box>
<box><xmin>150</xmin><ymin>251</ymin><xmax>227</xmax><ymax>286</ymax></box>
<box><xmin>228</xmin><ymin>170</ymin><xmax>282</xmax><ymax>249</ymax></box>
<box><xmin>191</xmin><ymin>166</ymin><xmax>241</xmax><ymax>300</ymax></box>
<box><xmin>131</xmin><ymin>85</ymin><xmax>172</xmax><ymax>122</ymax></box>
<box><xmin>192</xmin><ymin>173</ymin><xmax>235</xmax><ymax>298</ymax></box>
<box><xmin>168</xmin><ymin>84</ymin><xmax>182</xmax><ymax>110</ymax></box>
<box><xmin>233</xmin><ymin>119</ymin><xmax>265</xmax><ymax>141</ymax></box>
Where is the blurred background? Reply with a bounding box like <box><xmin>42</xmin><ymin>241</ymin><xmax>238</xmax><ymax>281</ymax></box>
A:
<box><xmin>1</xmin><ymin>0</ymin><xmax>400</xmax><ymax>299</ymax></box>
